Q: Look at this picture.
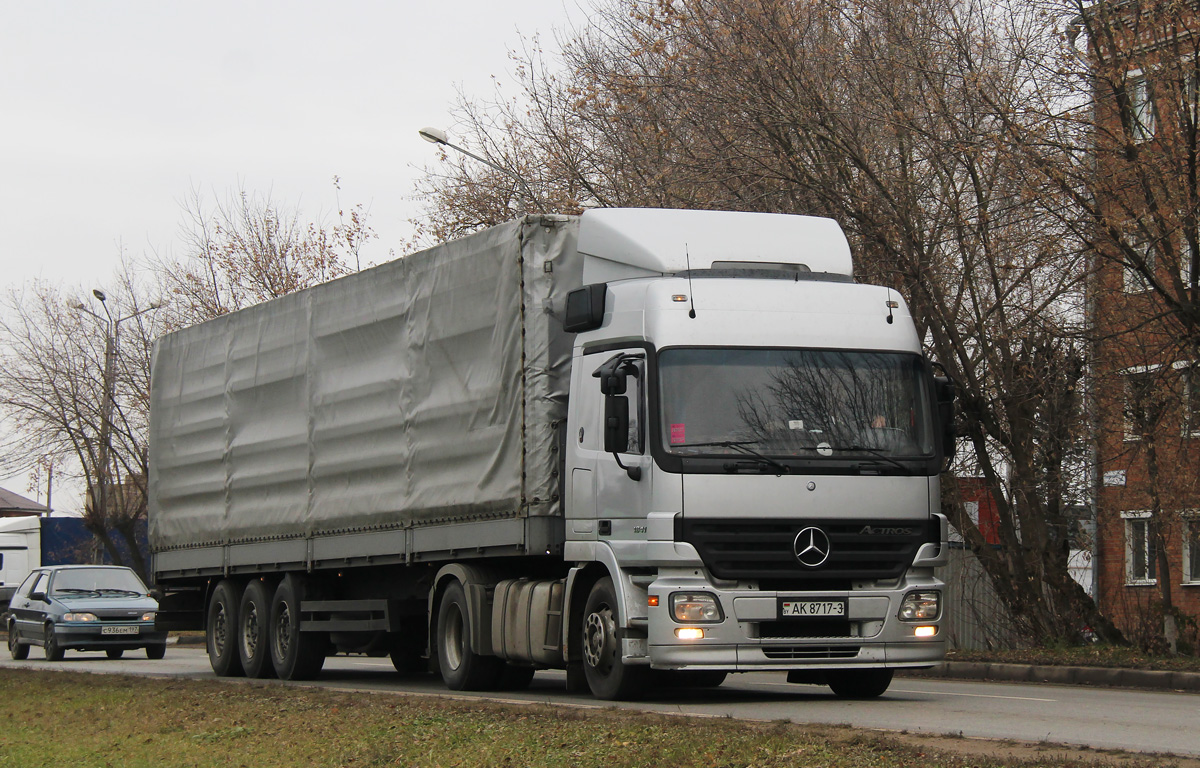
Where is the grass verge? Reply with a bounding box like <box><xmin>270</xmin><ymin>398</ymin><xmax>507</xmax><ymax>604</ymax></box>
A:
<box><xmin>946</xmin><ymin>646</ymin><xmax>1200</xmax><ymax>673</ymax></box>
<box><xmin>0</xmin><ymin>668</ymin><xmax>1186</xmax><ymax>768</ymax></box>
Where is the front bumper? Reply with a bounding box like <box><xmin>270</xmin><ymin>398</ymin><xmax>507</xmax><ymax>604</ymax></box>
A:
<box><xmin>643</xmin><ymin>575</ymin><xmax>946</xmax><ymax>671</ymax></box>
<box><xmin>53</xmin><ymin>622</ymin><xmax>168</xmax><ymax>651</ymax></box>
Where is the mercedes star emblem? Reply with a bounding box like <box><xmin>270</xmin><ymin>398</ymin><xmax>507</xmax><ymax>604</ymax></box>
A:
<box><xmin>793</xmin><ymin>527</ymin><xmax>831</xmax><ymax>567</ymax></box>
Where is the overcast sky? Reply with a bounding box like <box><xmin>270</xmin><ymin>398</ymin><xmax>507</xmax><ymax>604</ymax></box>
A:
<box><xmin>0</xmin><ymin>0</ymin><xmax>580</xmax><ymax>510</ymax></box>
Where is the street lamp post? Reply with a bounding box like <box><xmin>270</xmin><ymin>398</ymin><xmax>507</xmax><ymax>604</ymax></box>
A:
<box><xmin>70</xmin><ymin>291</ymin><xmax>165</xmax><ymax>520</ymax></box>
<box><xmin>418</xmin><ymin>126</ymin><xmax>541</xmax><ymax>212</ymax></box>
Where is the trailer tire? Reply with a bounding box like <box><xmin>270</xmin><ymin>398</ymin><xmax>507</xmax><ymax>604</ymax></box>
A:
<box><xmin>106</xmin><ymin>649</ymin><xmax>124</xmax><ymax>659</ymax></box>
<box><xmin>270</xmin><ymin>574</ymin><xmax>327</xmax><ymax>681</ymax></box>
<box><xmin>581</xmin><ymin>577</ymin><xmax>648</xmax><ymax>700</ymax></box>
<box><xmin>206</xmin><ymin>579</ymin><xmax>244</xmax><ymax>677</ymax></box>
<box><xmin>389</xmin><ymin>630</ymin><xmax>426</xmax><ymax>677</ymax></box>
<box><xmin>827</xmin><ymin>669</ymin><xmax>893</xmax><ymax>699</ymax></box>
<box><xmin>8</xmin><ymin>621</ymin><xmax>28</xmax><ymax>660</ymax></box>
<box><xmin>146</xmin><ymin>644</ymin><xmax>167</xmax><ymax>660</ymax></box>
<box><xmin>435</xmin><ymin>580</ymin><xmax>502</xmax><ymax>690</ymax></box>
<box><xmin>238</xmin><ymin>579</ymin><xmax>276</xmax><ymax>679</ymax></box>
<box><xmin>497</xmin><ymin>664</ymin><xmax>536</xmax><ymax>691</ymax></box>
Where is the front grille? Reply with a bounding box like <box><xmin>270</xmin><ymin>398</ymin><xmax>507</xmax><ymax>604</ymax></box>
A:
<box><xmin>762</xmin><ymin>645</ymin><xmax>861</xmax><ymax>660</ymax></box>
<box><xmin>676</xmin><ymin>517</ymin><xmax>935</xmax><ymax>582</ymax></box>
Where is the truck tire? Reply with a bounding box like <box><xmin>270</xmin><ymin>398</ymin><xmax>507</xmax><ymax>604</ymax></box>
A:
<box><xmin>43</xmin><ymin>625</ymin><xmax>64</xmax><ymax>661</ymax></box>
<box><xmin>106</xmin><ymin>649</ymin><xmax>124</xmax><ymax>659</ymax></box>
<box><xmin>270</xmin><ymin>574</ymin><xmax>327</xmax><ymax>680</ymax></box>
<box><xmin>827</xmin><ymin>669</ymin><xmax>893</xmax><ymax>699</ymax></box>
<box><xmin>581</xmin><ymin>577</ymin><xmax>648</xmax><ymax>700</ymax></box>
<box><xmin>435</xmin><ymin>580</ymin><xmax>502</xmax><ymax>690</ymax></box>
<box><xmin>388</xmin><ymin>629</ymin><xmax>426</xmax><ymax>677</ymax></box>
<box><xmin>207</xmin><ymin>579</ymin><xmax>245</xmax><ymax>677</ymax></box>
<box><xmin>238</xmin><ymin>579</ymin><xmax>276</xmax><ymax>679</ymax></box>
<box><xmin>146</xmin><ymin>644</ymin><xmax>167</xmax><ymax>660</ymax></box>
<box><xmin>8</xmin><ymin>622</ymin><xmax>28</xmax><ymax>660</ymax></box>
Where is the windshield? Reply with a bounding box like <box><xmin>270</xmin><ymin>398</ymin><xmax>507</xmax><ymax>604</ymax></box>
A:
<box><xmin>660</xmin><ymin>348</ymin><xmax>934</xmax><ymax>458</ymax></box>
<box><xmin>51</xmin><ymin>568</ymin><xmax>148</xmax><ymax>596</ymax></box>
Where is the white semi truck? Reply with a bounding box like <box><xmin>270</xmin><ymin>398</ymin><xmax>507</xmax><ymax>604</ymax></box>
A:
<box><xmin>149</xmin><ymin>208</ymin><xmax>955</xmax><ymax>699</ymax></box>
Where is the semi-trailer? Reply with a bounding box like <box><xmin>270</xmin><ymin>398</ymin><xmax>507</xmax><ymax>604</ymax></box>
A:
<box><xmin>149</xmin><ymin>208</ymin><xmax>955</xmax><ymax>699</ymax></box>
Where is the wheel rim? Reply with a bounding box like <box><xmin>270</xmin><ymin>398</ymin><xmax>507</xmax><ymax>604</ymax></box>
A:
<box><xmin>241</xmin><ymin>604</ymin><xmax>259</xmax><ymax>660</ymax></box>
<box><xmin>443</xmin><ymin>604</ymin><xmax>465</xmax><ymax>672</ymax></box>
<box><xmin>212</xmin><ymin>603</ymin><xmax>229</xmax><ymax>656</ymax></box>
<box><xmin>273</xmin><ymin>603</ymin><xmax>291</xmax><ymax>662</ymax></box>
<box><xmin>583</xmin><ymin>606</ymin><xmax>616</xmax><ymax>673</ymax></box>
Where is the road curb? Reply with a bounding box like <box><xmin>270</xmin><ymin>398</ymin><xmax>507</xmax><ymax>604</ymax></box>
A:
<box><xmin>900</xmin><ymin>661</ymin><xmax>1200</xmax><ymax>692</ymax></box>
<box><xmin>167</xmin><ymin>635</ymin><xmax>206</xmax><ymax>646</ymax></box>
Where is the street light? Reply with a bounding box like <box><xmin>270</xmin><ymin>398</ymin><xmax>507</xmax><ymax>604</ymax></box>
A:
<box><xmin>418</xmin><ymin>126</ymin><xmax>541</xmax><ymax>212</ymax></box>
<box><xmin>70</xmin><ymin>291</ymin><xmax>166</xmax><ymax>519</ymax></box>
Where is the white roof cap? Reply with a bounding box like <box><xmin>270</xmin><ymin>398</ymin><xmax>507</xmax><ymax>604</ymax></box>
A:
<box><xmin>577</xmin><ymin>208</ymin><xmax>852</xmax><ymax>279</ymax></box>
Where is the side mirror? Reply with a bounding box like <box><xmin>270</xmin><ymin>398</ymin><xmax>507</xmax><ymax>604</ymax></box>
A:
<box><xmin>30</xmin><ymin>591</ymin><xmax>47</xmax><ymax>602</ymax></box>
<box><xmin>604</xmin><ymin>395</ymin><xmax>630</xmax><ymax>454</ymax></box>
<box><xmin>934</xmin><ymin>375</ymin><xmax>957</xmax><ymax>461</ymax></box>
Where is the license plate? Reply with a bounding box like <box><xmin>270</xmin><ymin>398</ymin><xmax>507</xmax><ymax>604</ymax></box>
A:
<box><xmin>100</xmin><ymin>625</ymin><xmax>139</xmax><ymax>636</ymax></box>
<box><xmin>778</xmin><ymin>599</ymin><xmax>847</xmax><ymax>619</ymax></box>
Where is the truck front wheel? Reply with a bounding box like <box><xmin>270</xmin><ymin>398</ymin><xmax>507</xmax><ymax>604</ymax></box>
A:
<box><xmin>238</xmin><ymin>579</ymin><xmax>276</xmax><ymax>679</ymax></box>
<box><xmin>207</xmin><ymin>579</ymin><xmax>244</xmax><ymax>677</ymax></box>
<box><xmin>827</xmin><ymin>669</ymin><xmax>893</xmax><ymax>699</ymax></box>
<box><xmin>581</xmin><ymin>577</ymin><xmax>647</xmax><ymax>700</ymax></box>
<box><xmin>270</xmin><ymin>574</ymin><xmax>327</xmax><ymax>680</ymax></box>
<box><xmin>435</xmin><ymin>580</ymin><xmax>502</xmax><ymax>690</ymax></box>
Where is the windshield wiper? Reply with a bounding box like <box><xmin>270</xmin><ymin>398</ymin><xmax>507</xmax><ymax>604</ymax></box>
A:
<box><xmin>676</xmin><ymin>440</ymin><xmax>790</xmax><ymax>475</ymax></box>
<box><xmin>827</xmin><ymin>444</ymin><xmax>912</xmax><ymax>475</ymax></box>
<box><xmin>53</xmin><ymin>588</ymin><xmax>100</xmax><ymax>595</ymax></box>
<box><xmin>96</xmin><ymin>588</ymin><xmax>142</xmax><ymax>596</ymax></box>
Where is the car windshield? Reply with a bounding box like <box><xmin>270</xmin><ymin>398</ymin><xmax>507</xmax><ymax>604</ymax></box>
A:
<box><xmin>51</xmin><ymin>568</ymin><xmax>147</xmax><ymax>596</ymax></box>
<box><xmin>660</xmin><ymin>348</ymin><xmax>935</xmax><ymax>458</ymax></box>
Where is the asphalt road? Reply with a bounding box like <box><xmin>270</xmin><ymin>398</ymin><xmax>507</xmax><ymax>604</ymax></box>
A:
<box><xmin>4</xmin><ymin>645</ymin><xmax>1198</xmax><ymax>758</ymax></box>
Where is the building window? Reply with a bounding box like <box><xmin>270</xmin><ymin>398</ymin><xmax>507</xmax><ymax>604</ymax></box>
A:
<box><xmin>1182</xmin><ymin>365</ymin><xmax>1200</xmax><ymax>437</ymax></box>
<box><xmin>1128</xmin><ymin>73</ymin><xmax>1156</xmax><ymax>142</ymax></box>
<box><xmin>1185</xmin><ymin>516</ymin><xmax>1200</xmax><ymax>585</ymax></box>
<box><xmin>1123</xmin><ymin>368</ymin><xmax>1162</xmax><ymax>439</ymax></box>
<box><xmin>1122</xmin><ymin>231</ymin><xmax>1157</xmax><ymax>293</ymax></box>
<box><xmin>1124</xmin><ymin>511</ymin><xmax>1157</xmax><ymax>585</ymax></box>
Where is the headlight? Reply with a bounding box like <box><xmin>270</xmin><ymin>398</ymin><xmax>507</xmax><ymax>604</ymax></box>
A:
<box><xmin>670</xmin><ymin>593</ymin><xmax>724</xmax><ymax>623</ymax></box>
<box><xmin>63</xmin><ymin>612</ymin><xmax>99</xmax><ymax>622</ymax></box>
<box><xmin>141</xmin><ymin>612</ymin><xmax>156</xmax><ymax>622</ymax></box>
<box><xmin>897</xmin><ymin>591</ymin><xmax>940</xmax><ymax>622</ymax></box>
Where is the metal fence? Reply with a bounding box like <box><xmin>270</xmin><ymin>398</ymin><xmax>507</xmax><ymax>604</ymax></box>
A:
<box><xmin>936</xmin><ymin>544</ymin><xmax>1022</xmax><ymax>651</ymax></box>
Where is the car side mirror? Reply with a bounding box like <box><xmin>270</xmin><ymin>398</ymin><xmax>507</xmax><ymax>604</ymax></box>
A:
<box><xmin>30</xmin><ymin>591</ymin><xmax>47</xmax><ymax>602</ymax></box>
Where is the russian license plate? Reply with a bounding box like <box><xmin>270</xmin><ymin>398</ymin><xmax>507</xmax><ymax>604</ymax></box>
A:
<box><xmin>778</xmin><ymin>599</ymin><xmax>847</xmax><ymax>619</ymax></box>
<box><xmin>100</xmin><ymin>625</ymin><xmax>139</xmax><ymax>636</ymax></box>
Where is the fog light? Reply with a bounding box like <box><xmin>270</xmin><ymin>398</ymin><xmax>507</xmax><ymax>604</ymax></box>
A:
<box><xmin>898</xmin><ymin>591</ymin><xmax>940</xmax><ymax>621</ymax></box>
<box><xmin>914</xmin><ymin>625</ymin><xmax>938</xmax><ymax>638</ymax></box>
<box><xmin>675</xmin><ymin>628</ymin><xmax>705</xmax><ymax>640</ymax></box>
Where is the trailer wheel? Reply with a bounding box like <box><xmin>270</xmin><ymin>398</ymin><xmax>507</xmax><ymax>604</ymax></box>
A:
<box><xmin>827</xmin><ymin>669</ymin><xmax>893</xmax><ymax>699</ymax></box>
<box><xmin>388</xmin><ymin>629</ymin><xmax>426</xmax><ymax>677</ymax></box>
<box><xmin>497</xmin><ymin>664</ymin><xmax>536</xmax><ymax>691</ymax></box>
<box><xmin>8</xmin><ymin>621</ymin><xmax>29</xmax><ymax>660</ymax></box>
<box><xmin>435</xmin><ymin>580</ymin><xmax>502</xmax><ymax>690</ymax></box>
<box><xmin>106</xmin><ymin>649</ymin><xmax>124</xmax><ymax>659</ymax></box>
<box><xmin>581</xmin><ymin>577</ymin><xmax>647</xmax><ymax>700</ymax></box>
<box><xmin>145</xmin><ymin>644</ymin><xmax>167</xmax><ymax>660</ymax></box>
<box><xmin>238</xmin><ymin>579</ymin><xmax>276</xmax><ymax>679</ymax></box>
<box><xmin>270</xmin><ymin>574</ymin><xmax>327</xmax><ymax>681</ymax></box>
<box><xmin>206</xmin><ymin>579</ymin><xmax>244</xmax><ymax>677</ymax></box>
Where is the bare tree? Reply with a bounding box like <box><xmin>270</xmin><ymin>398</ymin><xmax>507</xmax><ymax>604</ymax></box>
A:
<box><xmin>414</xmin><ymin>0</ymin><xmax>1117</xmax><ymax>644</ymax></box>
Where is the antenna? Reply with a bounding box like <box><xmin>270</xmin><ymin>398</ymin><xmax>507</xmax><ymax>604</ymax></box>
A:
<box><xmin>886</xmin><ymin>288</ymin><xmax>895</xmax><ymax>325</ymax></box>
<box><xmin>685</xmin><ymin>244</ymin><xmax>697</xmax><ymax>319</ymax></box>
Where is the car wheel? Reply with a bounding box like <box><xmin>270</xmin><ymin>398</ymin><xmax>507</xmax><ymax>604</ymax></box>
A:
<box><xmin>106</xmin><ymin>649</ymin><xmax>124</xmax><ymax>659</ymax></box>
<box><xmin>206</xmin><ymin>579</ymin><xmax>245</xmax><ymax>677</ymax></box>
<box><xmin>145</xmin><ymin>644</ymin><xmax>167</xmax><ymax>660</ymax></box>
<box><xmin>237</xmin><ymin>579</ymin><xmax>276</xmax><ymax>678</ymax></box>
<box><xmin>269</xmin><ymin>574</ymin><xmax>327</xmax><ymax>680</ymax></box>
<box><xmin>581</xmin><ymin>577</ymin><xmax>648</xmax><ymax>700</ymax></box>
<box><xmin>827</xmin><ymin>669</ymin><xmax>893</xmax><ymax>699</ymax></box>
<box><xmin>435</xmin><ymin>580</ymin><xmax>503</xmax><ymax>691</ymax></box>
<box><xmin>8</xmin><ymin>623</ymin><xmax>28</xmax><ymax>660</ymax></box>
<box><xmin>43</xmin><ymin>626</ymin><xmax>64</xmax><ymax>661</ymax></box>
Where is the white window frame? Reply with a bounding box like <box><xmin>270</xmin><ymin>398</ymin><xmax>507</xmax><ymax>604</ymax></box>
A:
<box><xmin>1184</xmin><ymin>513</ymin><xmax>1200</xmax><ymax>586</ymax></box>
<box><xmin>1128</xmin><ymin>70</ymin><xmax>1157</xmax><ymax>143</ymax></box>
<box><xmin>1123</xmin><ymin>510</ymin><xmax>1158</xmax><ymax>586</ymax></box>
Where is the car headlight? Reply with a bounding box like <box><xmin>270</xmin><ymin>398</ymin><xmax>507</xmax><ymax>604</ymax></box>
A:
<box><xmin>670</xmin><ymin>593</ymin><xmax>724</xmax><ymax>623</ymax></box>
<box><xmin>62</xmin><ymin>612</ymin><xmax>99</xmax><ymax>622</ymax></box>
<box><xmin>141</xmin><ymin>612</ymin><xmax>156</xmax><ymax>622</ymax></box>
<box><xmin>897</xmin><ymin>591</ymin><xmax>940</xmax><ymax>621</ymax></box>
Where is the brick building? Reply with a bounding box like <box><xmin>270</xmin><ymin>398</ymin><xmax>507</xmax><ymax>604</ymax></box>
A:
<box><xmin>1087</xmin><ymin>0</ymin><xmax>1200</xmax><ymax>648</ymax></box>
